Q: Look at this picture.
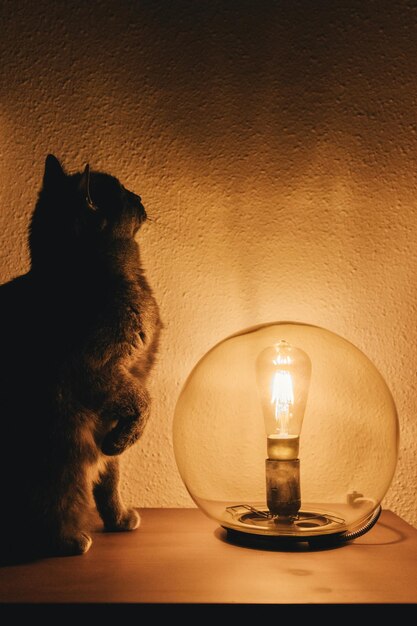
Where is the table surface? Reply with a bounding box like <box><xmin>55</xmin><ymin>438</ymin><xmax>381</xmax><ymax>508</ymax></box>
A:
<box><xmin>0</xmin><ymin>509</ymin><xmax>416</xmax><ymax>604</ymax></box>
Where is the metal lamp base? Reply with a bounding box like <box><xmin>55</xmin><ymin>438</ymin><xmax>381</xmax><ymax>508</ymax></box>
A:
<box><xmin>224</xmin><ymin>525</ymin><xmax>346</xmax><ymax>550</ymax></box>
<box><xmin>223</xmin><ymin>507</ymin><xmax>347</xmax><ymax>548</ymax></box>
<box><xmin>222</xmin><ymin>505</ymin><xmax>382</xmax><ymax>549</ymax></box>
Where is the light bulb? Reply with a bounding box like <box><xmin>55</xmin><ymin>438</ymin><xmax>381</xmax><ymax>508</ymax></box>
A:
<box><xmin>256</xmin><ymin>339</ymin><xmax>312</xmax><ymax>518</ymax></box>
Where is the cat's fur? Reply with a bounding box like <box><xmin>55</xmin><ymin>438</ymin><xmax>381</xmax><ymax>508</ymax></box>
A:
<box><xmin>0</xmin><ymin>155</ymin><xmax>161</xmax><ymax>560</ymax></box>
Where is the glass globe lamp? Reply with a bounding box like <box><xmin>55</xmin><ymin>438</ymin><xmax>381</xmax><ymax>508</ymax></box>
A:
<box><xmin>173</xmin><ymin>322</ymin><xmax>399</xmax><ymax>546</ymax></box>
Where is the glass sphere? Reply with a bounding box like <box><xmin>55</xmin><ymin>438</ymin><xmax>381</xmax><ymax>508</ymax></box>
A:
<box><xmin>173</xmin><ymin>322</ymin><xmax>399</xmax><ymax>538</ymax></box>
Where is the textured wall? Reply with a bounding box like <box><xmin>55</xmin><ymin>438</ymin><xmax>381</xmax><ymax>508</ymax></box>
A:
<box><xmin>0</xmin><ymin>0</ymin><xmax>416</xmax><ymax>527</ymax></box>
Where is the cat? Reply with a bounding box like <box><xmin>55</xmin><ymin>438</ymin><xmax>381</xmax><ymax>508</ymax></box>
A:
<box><xmin>0</xmin><ymin>155</ymin><xmax>161</xmax><ymax>560</ymax></box>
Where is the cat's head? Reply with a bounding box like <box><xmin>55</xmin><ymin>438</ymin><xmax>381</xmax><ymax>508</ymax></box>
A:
<box><xmin>30</xmin><ymin>155</ymin><xmax>147</xmax><ymax>266</ymax></box>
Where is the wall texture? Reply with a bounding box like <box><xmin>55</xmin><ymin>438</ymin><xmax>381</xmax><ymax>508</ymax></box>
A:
<box><xmin>0</xmin><ymin>0</ymin><xmax>416</xmax><ymax>527</ymax></box>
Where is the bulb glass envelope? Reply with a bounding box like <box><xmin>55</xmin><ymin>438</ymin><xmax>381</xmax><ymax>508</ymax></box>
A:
<box><xmin>173</xmin><ymin>323</ymin><xmax>399</xmax><ymax>538</ymax></box>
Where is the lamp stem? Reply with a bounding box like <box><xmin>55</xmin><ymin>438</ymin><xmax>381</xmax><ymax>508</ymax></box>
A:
<box><xmin>265</xmin><ymin>458</ymin><xmax>301</xmax><ymax>518</ymax></box>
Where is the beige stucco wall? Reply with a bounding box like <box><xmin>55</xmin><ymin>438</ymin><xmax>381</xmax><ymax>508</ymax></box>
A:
<box><xmin>0</xmin><ymin>1</ymin><xmax>416</xmax><ymax>527</ymax></box>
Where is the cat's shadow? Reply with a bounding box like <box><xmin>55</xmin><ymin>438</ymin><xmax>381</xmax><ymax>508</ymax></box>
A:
<box><xmin>0</xmin><ymin>552</ymin><xmax>43</xmax><ymax>567</ymax></box>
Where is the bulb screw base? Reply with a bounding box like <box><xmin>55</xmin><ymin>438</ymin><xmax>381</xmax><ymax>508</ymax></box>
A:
<box><xmin>267</xmin><ymin>435</ymin><xmax>299</xmax><ymax>460</ymax></box>
<box><xmin>266</xmin><ymin>458</ymin><xmax>301</xmax><ymax>518</ymax></box>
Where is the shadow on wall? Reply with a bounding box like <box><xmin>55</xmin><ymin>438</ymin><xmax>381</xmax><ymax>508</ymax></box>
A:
<box><xmin>0</xmin><ymin>1</ymin><xmax>416</xmax><ymax>274</ymax></box>
<box><xmin>0</xmin><ymin>0</ymin><xmax>416</xmax><ymax>184</ymax></box>
<box><xmin>1</xmin><ymin>0</ymin><xmax>417</xmax><ymax>403</ymax></box>
<box><xmin>0</xmin><ymin>0</ymin><xmax>417</xmax><ymax>522</ymax></box>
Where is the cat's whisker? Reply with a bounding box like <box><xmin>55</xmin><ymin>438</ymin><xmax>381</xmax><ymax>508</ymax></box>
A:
<box><xmin>145</xmin><ymin>216</ymin><xmax>165</xmax><ymax>228</ymax></box>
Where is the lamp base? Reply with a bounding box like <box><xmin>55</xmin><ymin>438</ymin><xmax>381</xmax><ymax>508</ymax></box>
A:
<box><xmin>222</xmin><ymin>504</ymin><xmax>381</xmax><ymax>548</ymax></box>
<box><xmin>223</xmin><ymin>525</ymin><xmax>346</xmax><ymax>550</ymax></box>
<box><xmin>223</xmin><ymin>505</ymin><xmax>382</xmax><ymax>549</ymax></box>
<box><xmin>224</xmin><ymin>505</ymin><xmax>347</xmax><ymax>540</ymax></box>
<box><xmin>222</xmin><ymin>507</ymin><xmax>346</xmax><ymax>548</ymax></box>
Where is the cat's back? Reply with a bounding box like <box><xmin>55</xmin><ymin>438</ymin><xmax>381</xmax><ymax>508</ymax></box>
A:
<box><xmin>0</xmin><ymin>274</ymin><xmax>41</xmax><ymax>465</ymax></box>
<box><xmin>0</xmin><ymin>273</ymin><xmax>55</xmax><ymax>416</ymax></box>
<box><xmin>0</xmin><ymin>273</ymin><xmax>34</xmax><ymax>358</ymax></box>
<box><xmin>0</xmin><ymin>272</ymin><xmax>32</xmax><ymax>307</ymax></box>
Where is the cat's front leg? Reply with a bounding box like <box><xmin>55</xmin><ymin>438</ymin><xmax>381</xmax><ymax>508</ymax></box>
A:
<box><xmin>93</xmin><ymin>458</ymin><xmax>140</xmax><ymax>531</ymax></box>
<box><xmin>100</xmin><ymin>386</ymin><xmax>150</xmax><ymax>456</ymax></box>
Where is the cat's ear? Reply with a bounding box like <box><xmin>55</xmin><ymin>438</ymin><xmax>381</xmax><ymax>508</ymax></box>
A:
<box><xmin>43</xmin><ymin>154</ymin><xmax>66</xmax><ymax>187</ymax></box>
<box><xmin>78</xmin><ymin>164</ymin><xmax>97</xmax><ymax>211</ymax></box>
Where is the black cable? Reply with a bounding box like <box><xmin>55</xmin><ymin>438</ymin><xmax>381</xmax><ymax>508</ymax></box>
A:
<box><xmin>338</xmin><ymin>505</ymin><xmax>382</xmax><ymax>542</ymax></box>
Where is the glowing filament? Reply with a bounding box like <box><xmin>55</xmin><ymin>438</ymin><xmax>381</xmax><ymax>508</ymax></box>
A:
<box><xmin>271</xmin><ymin>370</ymin><xmax>294</xmax><ymax>435</ymax></box>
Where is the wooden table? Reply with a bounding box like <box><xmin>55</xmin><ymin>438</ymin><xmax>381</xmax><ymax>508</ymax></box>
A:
<box><xmin>0</xmin><ymin>509</ymin><xmax>416</xmax><ymax>604</ymax></box>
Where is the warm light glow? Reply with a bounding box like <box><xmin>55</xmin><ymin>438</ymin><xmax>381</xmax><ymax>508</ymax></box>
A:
<box><xmin>271</xmin><ymin>369</ymin><xmax>294</xmax><ymax>434</ymax></box>
<box><xmin>174</xmin><ymin>322</ymin><xmax>399</xmax><ymax>535</ymax></box>
<box><xmin>256</xmin><ymin>339</ymin><xmax>312</xmax><ymax>452</ymax></box>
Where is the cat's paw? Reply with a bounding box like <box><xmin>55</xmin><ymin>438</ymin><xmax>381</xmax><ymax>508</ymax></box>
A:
<box><xmin>104</xmin><ymin>509</ymin><xmax>141</xmax><ymax>532</ymax></box>
<box><xmin>53</xmin><ymin>532</ymin><xmax>93</xmax><ymax>556</ymax></box>
<box><xmin>101</xmin><ymin>432</ymin><xmax>127</xmax><ymax>456</ymax></box>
